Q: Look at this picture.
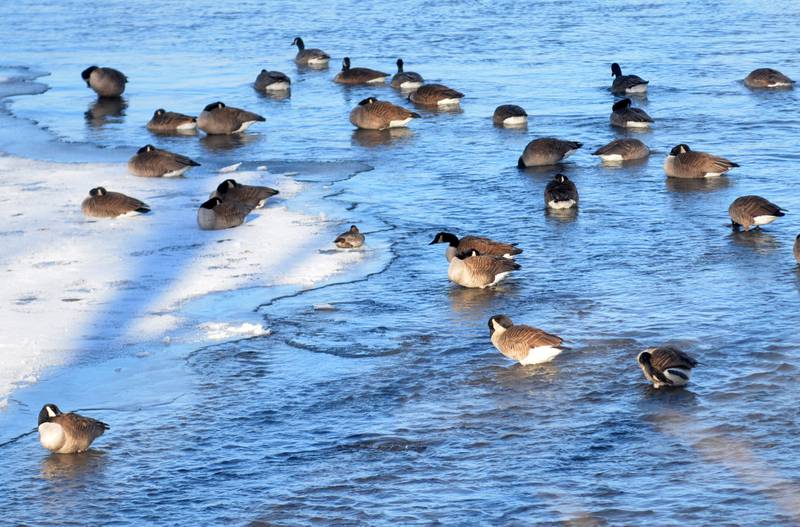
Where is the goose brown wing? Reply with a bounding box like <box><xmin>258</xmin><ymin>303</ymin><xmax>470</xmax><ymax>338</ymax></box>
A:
<box><xmin>228</xmin><ymin>107</ymin><xmax>266</xmax><ymax>126</ymax></box>
<box><xmin>592</xmin><ymin>138</ymin><xmax>647</xmax><ymax>157</ymax></box>
<box><xmin>464</xmin><ymin>255</ymin><xmax>519</xmax><ymax>282</ymax></box>
<box><xmin>230</xmin><ymin>185</ymin><xmax>279</xmax><ymax>208</ymax></box>
<box><xmin>100</xmin><ymin>191</ymin><xmax>149</xmax><ymax>215</ymax></box>
<box><xmin>500</xmin><ymin>325</ymin><xmax>563</xmax><ymax>361</ymax></box>
<box><xmin>729</xmin><ymin>195</ymin><xmax>784</xmax><ymax>220</ymax></box>
<box><xmin>458</xmin><ymin>236</ymin><xmax>520</xmax><ymax>257</ymax></box>
<box><xmin>650</xmin><ymin>346</ymin><xmax>697</xmax><ymax>371</ymax></box>
<box><xmin>677</xmin><ymin>151</ymin><xmax>737</xmax><ymax>175</ymax></box>
<box><xmin>56</xmin><ymin>412</ymin><xmax>109</xmax><ymax>442</ymax></box>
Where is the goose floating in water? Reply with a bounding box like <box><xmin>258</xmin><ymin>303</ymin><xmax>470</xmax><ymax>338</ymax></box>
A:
<box><xmin>333</xmin><ymin>57</ymin><xmax>389</xmax><ymax>85</ymax></box>
<box><xmin>254</xmin><ymin>69</ymin><xmax>291</xmax><ymax>92</ymax></box>
<box><xmin>447</xmin><ymin>249</ymin><xmax>520</xmax><ymax>289</ymax></box>
<box><xmin>408</xmin><ymin>83</ymin><xmax>464</xmax><ymax>107</ymax></box>
<box><xmin>592</xmin><ymin>138</ymin><xmax>650</xmax><ymax>162</ymax></box>
<box><xmin>292</xmin><ymin>37</ymin><xmax>330</xmax><ymax>67</ymax></box>
<box><xmin>210</xmin><ymin>179</ymin><xmax>279</xmax><ymax>209</ymax></box>
<box><xmin>744</xmin><ymin>68</ymin><xmax>794</xmax><ymax>89</ymax></box>
<box><xmin>544</xmin><ymin>174</ymin><xmax>579</xmax><ymax>210</ymax></box>
<box><xmin>38</xmin><ymin>403</ymin><xmax>109</xmax><ymax>454</ymax></box>
<box><xmin>334</xmin><ymin>225</ymin><xmax>365</xmax><ymax>248</ymax></box>
<box><xmin>637</xmin><ymin>346</ymin><xmax>698</xmax><ymax>388</ymax></box>
<box><xmin>81</xmin><ymin>65</ymin><xmax>127</xmax><ymax>97</ymax></box>
<box><xmin>488</xmin><ymin>315</ymin><xmax>563</xmax><ymax>365</ymax></box>
<box><xmin>664</xmin><ymin>144</ymin><xmax>738</xmax><ymax>178</ymax></box>
<box><xmin>610</xmin><ymin>63</ymin><xmax>648</xmax><ymax>95</ymax></box>
<box><xmin>429</xmin><ymin>232</ymin><xmax>522</xmax><ymax>261</ymax></box>
<box><xmin>391</xmin><ymin>59</ymin><xmax>424</xmax><ymax>90</ymax></box>
<box><xmin>518</xmin><ymin>138</ymin><xmax>582</xmax><ymax>168</ymax></box>
<box><xmin>728</xmin><ymin>195</ymin><xmax>785</xmax><ymax>231</ymax></box>
<box><xmin>82</xmin><ymin>187</ymin><xmax>150</xmax><ymax>218</ymax></box>
<box><xmin>610</xmin><ymin>98</ymin><xmax>653</xmax><ymax>128</ymax></box>
<box><xmin>349</xmin><ymin>97</ymin><xmax>420</xmax><ymax>130</ymax></box>
<box><xmin>492</xmin><ymin>105</ymin><xmax>528</xmax><ymax>127</ymax></box>
<box><xmin>198</xmin><ymin>102</ymin><xmax>265</xmax><ymax>135</ymax></box>
<box><xmin>128</xmin><ymin>145</ymin><xmax>200</xmax><ymax>178</ymax></box>
<box><xmin>146</xmin><ymin>109</ymin><xmax>197</xmax><ymax>133</ymax></box>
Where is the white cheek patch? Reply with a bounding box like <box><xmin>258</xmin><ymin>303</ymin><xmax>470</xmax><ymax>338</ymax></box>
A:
<box><xmin>46</xmin><ymin>406</ymin><xmax>57</xmax><ymax>418</ymax></box>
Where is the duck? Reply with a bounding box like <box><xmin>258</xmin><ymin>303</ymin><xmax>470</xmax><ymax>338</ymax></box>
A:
<box><xmin>794</xmin><ymin>235</ymin><xmax>800</xmax><ymax>264</ymax></box>
<box><xmin>391</xmin><ymin>59</ymin><xmax>424</xmax><ymax>90</ymax></box>
<box><xmin>637</xmin><ymin>346</ymin><xmax>698</xmax><ymax>388</ymax></box>
<box><xmin>254</xmin><ymin>69</ymin><xmax>291</xmax><ymax>91</ymax></box>
<box><xmin>610</xmin><ymin>98</ymin><xmax>653</xmax><ymax>128</ymax></box>
<box><xmin>198</xmin><ymin>102</ymin><xmax>265</xmax><ymax>135</ymax></box>
<box><xmin>610</xmin><ymin>63</ymin><xmax>649</xmax><ymax>94</ymax></box>
<box><xmin>333</xmin><ymin>57</ymin><xmax>389</xmax><ymax>85</ymax></box>
<box><xmin>128</xmin><ymin>145</ymin><xmax>200</xmax><ymax>177</ymax></box>
<box><xmin>744</xmin><ymin>68</ymin><xmax>794</xmax><ymax>89</ymax></box>
<box><xmin>349</xmin><ymin>97</ymin><xmax>420</xmax><ymax>130</ymax></box>
<box><xmin>291</xmin><ymin>37</ymin><xmax>330</xmax><ymax>67</ymax></box>
<box><xmin>447</xmin><ymin>249</ymin><xmax>520</xmax><ymax>289</ymax></box>
<box><xmin>197</xmin><ymin>197</ymin><xmax>251</xmax><ymax>230</ymax></box>
<box><xmin>210</xmin><ymin>179</ymin><xmax>279</xmax><ymax>209</ymax></box>
<box><xmin>38</xmin><ymin>403</ymin><xmax>109</xmax><ymax>454</ymax></box>
<box><xmin>592</xmin><ymin>138</ymin><xmax>650</xmax><ymax>162</ymax></box>
<box><xmin>488</xmin><ymin>315</ymin><xmax>563</xmax><ymax>365</ymax></box>
<box><xmin>492</xmin><ymin>105</ymin><xmax>528</xmax><ymax>127</ymax></box>
<box><xmin>146</xmin><ymin>109</ymin><xmax>197</xmax><ymax>133</ymax></box>
<box><xmin>334</xmin><ymin>225</ymin><xmax>365</xmax><ymax>248</ymax></box>
<box><xmin>81</xmin><ymin>187</ymin><xmax>150</xmax><ymax>218</ymax></box>
<box><xmin>518</xmin><ymin>138</ymin><xmax>582</xmax><ymax>168</ymax></box>
<box><xmin>408</xmin><ymin>83</ymin><xmax>464</xmax><ymax>107</ymax></box>
<box><xmin>81</xmin><ymin>65</ymin><xmax>127</xmax><ymax>97</ymax></box>
<box><xmin>664</xmin><ymin>144</ymin><xmax>738</xmax><ymax>178</ymax></box>
<box><xmin>728</xmin><ymin>195</ymin><xmax>786</xmax><ymax>231</ymax></box>
<box><xmin>544</xmin><ymin>174</ymin><xmax>579</xmax><ymax>210</ymax></box>
<box><xmin>429</xmin><ymin>232</ymin><xmax>522</xmax><ymax>261</ymax></box>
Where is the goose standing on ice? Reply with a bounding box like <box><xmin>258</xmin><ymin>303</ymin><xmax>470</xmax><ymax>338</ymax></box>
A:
<box><xmin>292</xmin><ymin>37</ymin><xmax>330</xmax><ymax>67</ymax></box>
<box><xmin>198</xmin><ymin>102</ymin><xmax>265</xmax><ymax>135</ymax></box>
<box><xmin>492</xmin><ymin>105</ymin><xmax>528</xmax><ymax>127</ymax></box>
<box><xmin>610</xmin><ymin>63</ymin><xmax>648</xmax><ymax>94</ymax></box>
<box><xmin>408</xmin><ymin>83</ymin><xmax>464</xmax><ymax>107</ymax></box>
<box><xmin>447</xmin><ymin>250</ymin><xmax>520</xmax><ymax>289</ymax></box>
<box><xmin>488</xmin><ymin>315</ymin><xmax>563</xmax><ymax>365</ymax></box>
<box><xmin>429</xmin><ymin>232</ymin><xmax>522</xmax><ymax>261</ymax></box>
<box><xmin>210</xmin><ymin>179</ymin><xmax>279</xmax><ymax>209</ymax></box>
<box><xmin>349</xmin><ymin>97</ymin><xmax>420</xmax><ymax>130</ymax></box>
<box><xmin>518</xmin><ymin>138</ymin><xmax>582</xmax><ymax>168</ymax></box>
<box><xmin>334</xmin><ymin>225</ymin><xmax>365</xmax><ymax>248</ymax></box>
<box><xmin>664</xmin><ymin>144</ymin><xmax>738</xmax><ymax>178</ymax></box>
<box><xmin>744</xmin><ymin>68</ymin><xmax>794</xmax><ymax>89</ymax></box>
<box><xmin>81</xmin><ymin>65</ymin><xmax>127</xmax><ymax>97</ymax></box>
<box><xmin>255</xmin><ymin>69</ymin><xmax>291</xmax><ymax>92</ymax></box>
<box><xmin>197</xmin><ymin>197</ymin><xmax>251</xmax><ymax>230</ymax></box>
<box><xmin>637</xmin><ymin>346</ymin><xmax>698</xmax><ymax>388</ymax></box>
<box><xmin>728</xmin><ymin>195</ymin><xmax>786</xmax><ymax>231</ymax></box>
<box><xmin>333</xmin><ymin>57</ymin><xmax>389</xmax><ymax>85</ymax></box>
<box><xmin>146</xmin><ymin>109</ymin><xmax>197</xmax><ymax>133</ymax></box>
<box><xmin>391</xmin><ymin>59</ymin><xmax>424</xmax><ymax>90</ymax></box>
<box><xmin>82</xmin><ymin>187</ymin><xmax>150</xmax><ymax>218</ymax></box>
<box><xmin>38</xmin><ymin>403</ymin><xmax>109</xmax><ymax>454</ymax></box>
<box><xmin>544</xmin><ymin>174</ymin><xmax>579</xmax><ymax>210</ymax></box>
<box><xmin>610</xmin><ymin>98</ymin><xmax>653</xmax><ymax>128</ymax></box>
<box><xmin>128</xmin><ymin>145</ymin><xmax>200</xmax><ymax>177</ymax></box>
<box><xmin>592</xmin><ymin>138</ymin><xmax>650</xmax><ymax>163</ymax></box>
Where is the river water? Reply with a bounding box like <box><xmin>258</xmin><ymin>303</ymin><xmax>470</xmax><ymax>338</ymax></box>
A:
<box><xmin>1</xmin><ymin>0</ymin><xmax>800</xmax><ymax>524</ymax></box>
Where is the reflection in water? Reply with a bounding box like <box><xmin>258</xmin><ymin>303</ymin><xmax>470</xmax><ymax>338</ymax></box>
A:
<box><xmin>351</xmin><ymin>128</ymin><xmax>413</xmax><ymax>148</ymax></box>
<box><xmin>84</xmin><ymin>97</ymin><xmax>126</xmax><ymax>128</ymax></box>
<box><xmin>545</xmin><ymin>207</ymin><xmax>579</xmax><ymax>223</ymax></box>
<box><xmin>256</xmin><ymin>88</ymin><xmax>291</xmax><ymax>101</ymax></box>
<box><xmin>200</xmin><ymin>133</ymin><xmax>257</xmax><ymax>152</ymax></box>
<box><xmin>730</xmin><ymin>230</ymin><xmax>781</xmax><ymax>254</ymax></box>
<box><xmin>40</xmin><ymin>449</ymin><xmax>106</xmax><ymax>480</ymax></box>
<box><xmin>666</xmin><ymin>176</ymin><xmax>732</xmax><ymax>193</ymax></box>
<box><xmin>447</xmin><ymin>281</ymin><xmax>520</xmax><ymax>316</ymax></box>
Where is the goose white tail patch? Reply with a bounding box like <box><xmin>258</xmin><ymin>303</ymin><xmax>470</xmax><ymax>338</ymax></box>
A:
<box><xmin>437</xmin><ymin>98</ymin><xmax>461</xmax><ymax>106</ymax></box>
<box><xmin>176</xmin><ymin>121</ymin><xmax>197</xmax><ymax>130</ymax></box>
<box><xmin>753</xmin><ymin>215</ymin><xmax>779</xmax><ymax>226</ymax></box>
<box><xmin>389</xmin><ymin>117</ymin><xmax>414</xmax><ymax>128</ymax></box>
<box><xmin>663</xmin><ymin>368</ymin><xmax>691</xmax><ymax>386</ymax></box>
<box><xmin>626</xmin><ymin>121</ymin><xmax>651</xmax><ymax>128</ymax></box>
<box><xmin>265</xmin><ymin>82</ymin><xmax>290</xmax><ymax>91</ymax></box>
<box><xmin>400</xmin><ymin>81</ymin><xmax>423</xmax><ymax>90</ymax></box>
<box><xmin>703</xmin><ymin>172</ymin><xmax>722</xmax><ymax>178</ymax></box>
<box><xmin>562</xmin><ymin>149</ymin><xmax>577</xmax><ymax>159</ymax></box>
<box><xmin>599</xmin><ymin>154</ymin><xmax>624</xmax><ymax>162</ymax></box>
<box><xmin>626</xmin><ymin>84</ymin><xmax>649</xmax><ymax>94</ymax></box>
<box><xmin>488</xmin><ymin>271</ymin><xmax>512</xmax><ymax>286</ymax></box>
<box><xmin>234</xmin><ymin>121</ymin><xmax>258</xmax><ymax>133</ymax></box>
<box><xmin>366</xmin><ymin>77</ymin><xmax>387</xmax><ymax>84</ymax></box>
<box><xmin>520</xmin><ymin>346</ymin><xmax>562</xmax><ymax>365</ymax></box>
<box><xmin>163</xmin><ymin>167</ymin><xmax>191</xmax><ymax>178</ymax></box>
<box><xmin>307</xmin><ymin>57</ymin><xmax>329</xmax><ymax>65</ymax></box>
<box><xmin>548</xmin><ymin>200</ymin><xmax>576</xmax><ymax>209</ymax></box>
<box><xmin>503</xmin><ymin>116</ymin><xmax>527</xmax><ymax>127</ymax></box>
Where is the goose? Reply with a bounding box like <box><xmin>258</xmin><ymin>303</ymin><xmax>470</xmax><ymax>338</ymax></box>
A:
<box><xmin>292</xmin><ymin>37</ymin><xmax>330</xmax><ymax>67</ymax></box>
<box><xmin>429</xmin><ymin>231</ymin><xmax>522</xmax><ymax>261</ymax></box>
<box><xmin>146</xmin><ymin>109</ymin><xmax>197</xmax><ymax>133</ymax></box>
<box><xmin>610</xmin><ymin>98</ymin><xmax>653</xmax><ymax>128</ymax></box>
<box><xmin>82</xmin><ymin>187</ymin><xmax>150</xmax><ymax>218</ymax></box>
<box><xmin>728</xmin><ymin>195</ymin><xmax>786</xmax><ymax>231</ymax></box>
<box><xmin>334</xmin><ymin>225</ymin><xmax>365</xmax><ymax>248</ymax></box>
<box><xmin>794</xmin><ymin>234</ymin><xmax>800</xmax><ymax>264</ymax></box>
<box><xmin>447</xmin><ymin>249</ymin><xmax>520</xmax><ymax>289</ymax></box>
<box><xmin>81</xmin><ymin>65</ymin><xmax>127</xmax><ymax>97</ymax></box>
<box><xmin>664</xmin><ymin>144</ymin><xmax>738</xmax><ymax>178</ymax></box>
<box><xmin>254</xmin><ymin>69</ymin><xmax>291</xmax><ymax>91</ymax></box>
<box><xmin>744</xmin><ymin>68</ymin><xmax>794</xmax><ymax>89</ymax></box>
<box><xmin>492</xmin><ymin>105</ymin><xmax>528</xmax><ymax>127</ymax></box>
<box><xmin>38</xmin><ymin>403</ymin><xmax>109</xmax><ymax>454</ymax></box>
<box><xmin>128</xmin><ymin>145</ymin><xmax>200</xmax><ymax>177</ymax></box>
<box><xmin>518</xmin><ymin>137</ymin><xmax>582</xmax><ymax>168</ymax></box>
<box><xmin>592</xmin><ymin>138</ymin><xmax>650</xmax><ymax>162</ymax></box>
<box><xmin>610</xmin><ymin>63</ymin><xmax>648</xmax><ymax>94</ymax></box>
<box><xmin>198</xmin><ymin>102</ymin><xmax>265</xmax><ymax>135</ymax></box>
<box><xmin>391</xmin><ymin>59</ymin><xmax>424</xmax><ymax>90</ymax></box>
<box><xmin>333</xmin><ymin>57</ymin><xmax>389</xmax><ymax>85</ymax></box>
<box><xmin>544</xmin><ymin>174</ymin><xmax>579</xmax><ymax>210</ymax></box>
<box><xmin>408</xmin><ymin>83</ymin><xmax>464</xmax><ymax>107</ymax></box>
<box><xmin>637</xmin><ymin>346</ymin><xmax>698</xmax><ymax>388</ymax></box>
<box><xmin>349</xmin><ymin>97</ymin><xmax>420</xmax><ymax>130</ymax></box>
<box><xmin>210</xmin><ymin>179</ymin><xmax>279</xmax><ymax>209</ymax></box>
<box><xmin>197</xmin><ymin>197</ymin><xmax>251</xmax><ymax>230</ymax></box>
<box><xmin>488</xmin><ymin>315</ymin><xmax>563</xmax><ymax>365</ymax></box>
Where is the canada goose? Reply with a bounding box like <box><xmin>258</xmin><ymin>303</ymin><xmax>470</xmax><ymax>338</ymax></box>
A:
<box><xmin>429</xmin><ymin>231</ymin><xmax>522</xmax><ymax>261</ymax></box>
<box><xmin>492</xmin><ymin>105</ymin><xmax>528</xmax><ymax>127</ymax></box>
<box><xmin>794</xmin><ymin>234</ymin><xmax>800</xmax><ymax>263</ymax></box>
<box><xmin>448</xmin><ymin>249</ymin><xmax>520</xmax><ymax>289</ymax></box>
<box><xmin>391</xmin><ymin>59</ymin><xmax>424</xmax><ymax>90</ymax></box>
<box><xmin>198</xmin><ymin>102</ymin><xmax>265</xmax><ymax>135</ymax></box>
<box><xmin>637</xmin><ymin>346</ymin><xmax>698</xmax><ymax>388</ymax></box>
<box><xmin>744</xmin><ymin>68</ymin><xmax>794</xmax><ymax>89</ymax></box>
<box><xmin>544</xmin><ymin>174</ymin><xmax>579</xmax><ymax>210</ymax></box>
<box><xmin>146</xmin><ymin>109</ymin><xmax>197</xmax><ymax>133</ymax></box>
<box><xmin>333</xmin><ymin>57</ymin><xmax>389</xmax><ymax>85</ymax></box>
<box><xmin>197</xmin><ymin>197</ymin><xmax>251</xmax><ymax>230</ymax></box>
<box><xmin>38</xmin><ymin>403</ymin><xmax>109</xmax><ymax>454</ymax></box>
<box><xmin>610</xmin><ymin>98</ymin><xmax>653</xmax><ymax>128</ymax></box>
<box><xmin>254</xmin><ymin>69</ymin><xmax>291</xmax><ymax>91</ymax></box>
<box><xmin>592</xmin><ymin>138</ymin><xmax>650</xmax><ymax>162</ymax></box>
<box><xmin>488</xmin><ymin>315</ymin><xmax>563</xmax><ymax>365</ymax></box>
<box><xmin>408</xmin><ymin>83</ymin><xmax>464</xmax><ymax>107</ymax></box>
<box><xmin>81</xmin><ymin>65</ymin><xmax>127</xmax><ymax>97</ymax></box>
<box><xmin>210</xmin><ymin>179</ymin><xmax>279</xmax><ymax>209</ymax></box>
<box><xmin>128</xmin><ymin>145</ymin><xmax>200</xmax><ymax>177</ymax></box>
<box><xmin>291</xmin><ymin>37</ymin><xmax>330</xmax><ymax>67</ymax></box>
<box><xmin>518</xmin><ymin>138</ymin><xmax>582</xmax><ymax>168</ymax></box>
<box><xmin>349</xmin><ymin>97</ymin><xmax>420</xmax><ymax>130</ymax></box>
<box><xmin>610</xmin><ymin>63</ymin><xmax>649</xmax><ymax>94</ymax></box>
<box><xmin>82</xmin><ymin>187</ymin><xmax>150</xmax><ymax>218</ymax></box>
<box><xmin>334</xmin><ymin>225</ymin><xmax>365</xmax><ymax>248</ymax></box>
<box><xmin>664</xmin><ymin>144</ymin><xmax>738</xmax><ymax>178</ymax></box>
<box><xmin>728</xmin><ymin>195</ymin><xmax>786</xmax><ymax>231</ymax></box>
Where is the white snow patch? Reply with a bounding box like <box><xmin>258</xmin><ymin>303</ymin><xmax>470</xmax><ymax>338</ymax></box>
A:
<box><xmin>200</xmin><ymin>322</ymin><xmax>270</xmax><ymax>340</ymax></box>
<box><xmin>219</xmin><ymin>162</ymin><xmax>242</xmax><ymax>173</ymax></box>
